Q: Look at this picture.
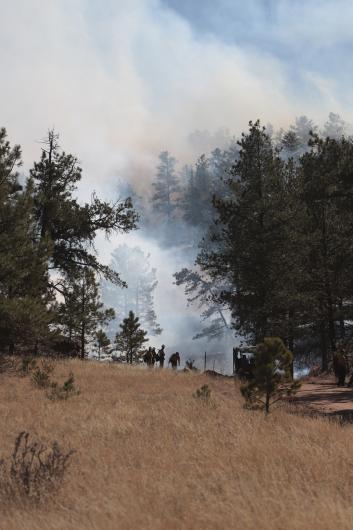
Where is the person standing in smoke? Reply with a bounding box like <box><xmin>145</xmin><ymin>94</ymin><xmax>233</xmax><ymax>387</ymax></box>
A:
<box><xmin>158</xmin><ymin>345</ymin><xmax>166</xmax><ymax>368</ymax></box>
<box><xmin>143</xmin><ymin>347</ymin><xmax>153</xmax><ymax>367</ymax></box>
<box><xmin>151</xmin><ymin>347</ymin><xmax>157</xmax><ymax>366</ymax></box>
<box><xmin>168</xmin><ymin>352</ymin><xmax>180</xmax><ymax>370</ymax></box>
<box><xmin>233</xmin><ymin>347</ymin><xmax>241</xmax><ymax>374</ymax></box>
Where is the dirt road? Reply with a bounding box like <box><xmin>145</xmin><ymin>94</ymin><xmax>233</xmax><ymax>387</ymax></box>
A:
<box><xmin>293</xmin><ymin>377</ymin><xmax>353</xmax><ymax>418</ymax></box>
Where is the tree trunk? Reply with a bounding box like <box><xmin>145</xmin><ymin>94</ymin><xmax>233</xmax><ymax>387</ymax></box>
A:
<box><xmin>339</xmin><ymin>299</ymin><xmax>345</xmax><ymax>338</ymax></box>
<box><xmin>288</xmin><ymin>310</ymin><xmax>294</xmax><ymax>379</ymax></box>
<box><xmin>80</xmin><ymin>274</ymin><xmax>86</xmax><ymax>360</ymax></box>
<box><xmin>265</xmin><ymin>392</ymin><xmax>270</xmax><ymax>415</ymax></box>
<box><xmin>321</xmin><ymin>207</ymin><xmax>336</xmax><ymax>356</ymax></box>
<box><xmin>81</xmin><ymin>323</ymin><xmax>85</xmax><ymax>359</ymax></box>
<box><xmin>40</xmin><ymin>134</ymin><xmax>54</xmax><ymax>239</ymax></box>
<box><xmin>320</xmin><ymin>321</ymin><xmax>328</xmax><ymax>372</ymax></box>
<box><xmin>326</xmin><ymin>289</ymin><xmax>336</xmax><ymax>354</ymax></box>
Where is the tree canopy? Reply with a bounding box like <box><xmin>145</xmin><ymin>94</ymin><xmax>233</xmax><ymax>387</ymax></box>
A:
<box><xmin>0</xmin><ymin>128</ymin><xmax>137</xmax><ymax>356</ymax></box>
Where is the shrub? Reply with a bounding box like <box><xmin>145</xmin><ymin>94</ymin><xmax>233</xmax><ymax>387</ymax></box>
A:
<box><xmin>19</xmin><ymin>356</ymin><xmax>37</xmax><ymax>376</ymax></box>
<box><xmin>0</xmin><ymin>432</ymin><xmax>75</xmax><ymax>502</ymax></box>
<box><xmin>193</xmin><ymin>384</ymin><xmax>212</xmax><ymax>402</ymax></box>
<box><xmin>0</xmin><ymin>356</ymin><xmax>16</xmax><ymax>374</ymax></box>
<box><xmin>47</xmin><ymin>372</ymin><xmax>79</xmax><ymax>401</ymax></box>
<box><xmin>31</xmin><ymin>360</ymin><xmax>55</xmax><ymax>389</ymax></box>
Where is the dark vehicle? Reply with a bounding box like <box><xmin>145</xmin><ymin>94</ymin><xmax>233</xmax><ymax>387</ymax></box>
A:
<box><xmin>233</xmin><ymin>346</ymin><xmax>256</xmax><ymax>380</ymax></box>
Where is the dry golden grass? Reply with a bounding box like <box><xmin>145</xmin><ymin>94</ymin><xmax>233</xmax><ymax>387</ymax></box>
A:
<box><xmin>1</xmin><ymin>360</ymin><xmax>353</xmax><ymax>530</ymax></box>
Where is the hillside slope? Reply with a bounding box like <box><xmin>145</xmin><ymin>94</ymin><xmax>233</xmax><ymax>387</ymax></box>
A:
<box><xmin>1</xmin><ymin>361</ymin><xmax>353</xmax><ymax>530</ymax></box>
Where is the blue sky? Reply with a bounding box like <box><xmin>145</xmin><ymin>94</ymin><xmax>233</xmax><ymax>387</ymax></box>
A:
<box><xmin>163</xmin><ymin>0</ymin><xmax>353</xmax><ymax>62</ymax></box>
<box><xmin>163</xmin><ymin>0</ymin><xmax>353</xmax><ymax>106</ymax></box>
<box><xmin>83</xmin><ymin>0</ymin><xmax>353</xmax><ymax>127</ymax></box>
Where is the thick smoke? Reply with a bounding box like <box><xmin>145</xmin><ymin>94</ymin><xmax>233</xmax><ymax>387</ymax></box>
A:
<box><xmin>97</xmin><ymin>230</ymin><xmax>235</xmax><ymax>373</ymax></box>
<box><xmin>1</xmin><ymin>0</ymin><xmax>348</xmax><ymax>195</ymax></box>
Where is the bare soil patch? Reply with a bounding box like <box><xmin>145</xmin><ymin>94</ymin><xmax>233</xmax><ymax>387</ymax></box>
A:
<box><xmin>293</xmin><ymin>376</ymin><xmax>353</xmax><ymax>418</ymax></box>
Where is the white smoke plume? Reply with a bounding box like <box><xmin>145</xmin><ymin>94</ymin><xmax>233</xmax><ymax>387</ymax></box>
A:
<box><xmin>1</xmin><ymin>0</ymin><xmax>348</xmax><ymax>194</ymax></box>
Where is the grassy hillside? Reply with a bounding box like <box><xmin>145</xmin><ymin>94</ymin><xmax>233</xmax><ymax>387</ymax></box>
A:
<box><xmin>1</xmin><ymin>360</ymin><xmax>353</xmax><ymax>530</ymax></box>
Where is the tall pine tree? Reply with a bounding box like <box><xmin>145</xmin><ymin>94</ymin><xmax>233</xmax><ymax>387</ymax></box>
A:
<box><xmin>58</xmin><ymin>268</ymin><xmax>115</xmax><ymax>359</ymax></box>
<box><xmin>31</xmin><ymin>130</ymin><xmax>137</xmax><ymax>287</ymax></box>
<box><xmin>101</xmin><ymin>245</ymin><xmax>162</xmax><ymax>336</ymax></box>
<box><xmin>197</xmin><ymin>121</ymin><xmax>291</xmax><ymax>344</ymax></box>
<box><xmin>0</xmin><ymin>129</ymin><xmax>51</xmax><ymax>354</ymax></box>
<box><xmin>151</xmin><ymin>151</ymin><xmax>180</xmax><ymax>221</ymax></box>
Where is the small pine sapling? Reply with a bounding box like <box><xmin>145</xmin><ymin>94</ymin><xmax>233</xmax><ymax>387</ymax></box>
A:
<box><xmin>47</xmin><ymin>372</ymin><xmax>79</xmax><ymax>400</ymax></box>
<box><xmin>31</xmin><ymin>359</ymin><xmax>55</xmax><ymax>389</ymax></box>
<box><xmin>241</xmin><ymin>337</ymin><xmax>300</xmax><ymax>414</ymax></box>
<box><xmin>114</xmin><ymin>311</ymin><xmax>148</xmax><ymax>364</ymax></box>
<box><xmin>19</xmin><ymin>356</ymin><xmax>37</xmax><ymax>376</ymax></box>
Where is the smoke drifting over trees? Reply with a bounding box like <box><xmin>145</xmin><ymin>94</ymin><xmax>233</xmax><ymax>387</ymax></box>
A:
<box><xmin>109</xmin><ymin>113</ymin><xmax>353</xmax><ymax>371</ymax></box>
<box><xmin>101</xmin><ymin>244</ymin><xmax>162</xmax><ymax>338</ymax></box>
<box><xmin>1</xmin><ymin>111</ymin><xmax>353</xmax><ymax>372</ymax></box>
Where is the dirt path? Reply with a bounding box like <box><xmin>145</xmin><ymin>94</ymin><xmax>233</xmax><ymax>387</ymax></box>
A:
<box><xmin>293</xmin><ymin>377</ymin><xmax>353</xmax><ymax>419</ymax></box>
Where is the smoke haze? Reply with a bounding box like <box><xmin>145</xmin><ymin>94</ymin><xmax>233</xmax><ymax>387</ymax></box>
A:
<box><xmin>2</xmin><ymin>0</ymin><xmax>351</xmax><ymax>191</ymax></box>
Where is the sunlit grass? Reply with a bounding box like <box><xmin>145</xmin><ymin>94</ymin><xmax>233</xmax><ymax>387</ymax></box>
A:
<box><xmin>1</xmin><ymin>360</ymin><xmax>352</xmax><ymax>530</ymax></box>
